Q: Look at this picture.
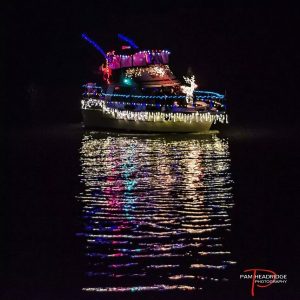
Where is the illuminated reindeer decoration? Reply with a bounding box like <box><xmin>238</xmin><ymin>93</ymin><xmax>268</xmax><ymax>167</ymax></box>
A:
<box><xmin>181</xmin><ymin>75</ymin><xmax>198</xmax><ymax>105</ymax></box>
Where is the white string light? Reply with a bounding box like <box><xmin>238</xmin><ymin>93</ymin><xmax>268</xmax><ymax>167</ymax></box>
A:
<box><xmin>81</xmin><ymin>98</ymin><xmax>228</xmax><ymax>124</ymax></box>
<box><xmin>125</xmin><ymin>65</ymin><xmax>171</xmax><ymax>78</ymax></box>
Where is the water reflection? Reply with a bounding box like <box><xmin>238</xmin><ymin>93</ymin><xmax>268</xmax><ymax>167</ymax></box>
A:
<box><xmin>77</xmin><ymin>133</ymin><xmax>235</xmax><ymax>293</ymax></box>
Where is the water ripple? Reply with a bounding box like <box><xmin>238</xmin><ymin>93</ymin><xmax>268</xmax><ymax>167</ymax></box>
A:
<box><xmin>77</xmin><ymin>133</ymin><xmax>235</xmax><ymax>293</ymax></box>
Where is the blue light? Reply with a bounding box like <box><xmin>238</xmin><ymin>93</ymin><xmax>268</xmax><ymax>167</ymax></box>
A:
<box><xmin>102</xmin><ymin>90</ymin><xmax>224</xmax><ymax>100</ymax></box>
<box><xmin>194</xmin><ymin>90</ymin><xmax>224</xmax><ymax>98</ymax></box>
<box><xmin>82</xmin><ymin>84</ymin><xmax>102</xmax><ymax>89</ymax></box>
<box><xmin>118</xmin><ymin>33</ymin><xmax>139</xmax><ymax>49</ymax></box>
<box><xmin>82</xmin><ymin>33</ymin><xmax>107</xmax><ymax>59</ymax></box>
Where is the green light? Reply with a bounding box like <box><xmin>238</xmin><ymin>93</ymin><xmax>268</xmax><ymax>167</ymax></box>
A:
<box><xmin>123</xmin><ymin>78</ymin><xmax>132</xmax><ymax>85</ymax></box>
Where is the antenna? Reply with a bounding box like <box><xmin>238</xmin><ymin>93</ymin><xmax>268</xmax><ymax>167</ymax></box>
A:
<box><xmin>81</xmin><ymin>33</ymin><xmax>107</xmax><ymax>59</ymax></box>
<box><xmin>117</xmin><ymin>33</ymin><xmax>139</xmax><ymax>49</ymax></box>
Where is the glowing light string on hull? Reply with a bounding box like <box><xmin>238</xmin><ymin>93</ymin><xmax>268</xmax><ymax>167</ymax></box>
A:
<box><xmin>81</xmin><ymin>98</ymin><xmax>228</xmax><ymax>124</ymax></box>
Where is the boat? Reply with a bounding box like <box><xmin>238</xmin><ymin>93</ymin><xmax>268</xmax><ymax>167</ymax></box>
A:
<box><xmin>81</xmin><ymin>34</ymin><xmax>228</xmax><ymax>133</ymax></box>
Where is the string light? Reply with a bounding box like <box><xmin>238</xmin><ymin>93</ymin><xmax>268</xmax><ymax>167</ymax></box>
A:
<box><xmin>103</xmin><ymin>93</ymin><xmax>185</xmax><ymax>99</ymax></box>
<box><xmin>81</xmin><ymin>86</ymin><xmax>224</xmax><ymax>100</ymax></box>
<box><xmin>81</xmin><ymin>98</ymin><xmax>228</xmax><ymax>124</ymax></box>
<box><xmin>125</xmin><ymin>65</ymin><xmax>171</xmax><ymax>78</ymax></box>
<box><xmin>194</xmin><ymin>90</ymin><xmax>225</xmax><ymax>98</ymax></box>
<box><xmin>101</xmin><ymin>92</ymin><xmax>224</xmax><ymax>100</ymax></box>
<box><xmin>107</xmin><ymin>50</ymin><xmax>171</xmax><ymax>69</ymax></box>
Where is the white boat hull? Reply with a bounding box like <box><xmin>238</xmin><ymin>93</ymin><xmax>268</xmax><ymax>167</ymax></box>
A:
<box><xmin>82</xmin><ymin>108</ymin><xmax>215</xmax><ymax>133</ymax></box>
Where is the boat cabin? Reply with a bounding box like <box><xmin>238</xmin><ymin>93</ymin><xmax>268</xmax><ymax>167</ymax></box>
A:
<box><xmin>106</xmin><ymin>50</ymin><xmax>170</xmax><ymax>69</ymax></box>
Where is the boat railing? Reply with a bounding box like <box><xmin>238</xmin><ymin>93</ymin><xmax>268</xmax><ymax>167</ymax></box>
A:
<box><xmin>82</xmin><ymin>84</ymin><xmax>226</xmax><ymax>112</ymax></box>
<box><xmin>102</xmin><ymin>92</ymin><xmax>224</xmax><ymax>100</ymax></box>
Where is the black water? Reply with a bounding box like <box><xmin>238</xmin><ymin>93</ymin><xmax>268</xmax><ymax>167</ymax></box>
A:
<box><xmin>2</xmin><ymin>124</ymin><xmax>298</xmax><ymax>300</ymax></box>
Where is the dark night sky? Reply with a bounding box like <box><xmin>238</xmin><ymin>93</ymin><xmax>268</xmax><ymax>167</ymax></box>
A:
<box><xmin>3</xmin><ymin>1</ymin><xmax>299</xmax><ymax>128</ymax></box>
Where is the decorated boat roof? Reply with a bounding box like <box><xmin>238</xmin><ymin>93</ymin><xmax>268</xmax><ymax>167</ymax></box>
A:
<box><xmin>106</xmin><ymin>50</ymin><xmax>170</xmax><ymax>70</ymax></box>
<box><xmin>82</xmin><ymin>33</ymin><xmax>171</xmax><ymax>70</ymax></box>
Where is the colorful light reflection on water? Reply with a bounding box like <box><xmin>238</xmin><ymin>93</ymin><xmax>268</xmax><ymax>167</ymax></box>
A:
<box><xmin>77</xmin><ymin>133</ymin><xmax>235</xmax><ymax>293</ymax></box>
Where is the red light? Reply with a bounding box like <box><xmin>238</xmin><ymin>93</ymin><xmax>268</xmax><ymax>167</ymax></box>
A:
<box><xmin>121</xmin><ymin>45</ymin><xmax>131</xmax><ymax>50</ymax></box>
